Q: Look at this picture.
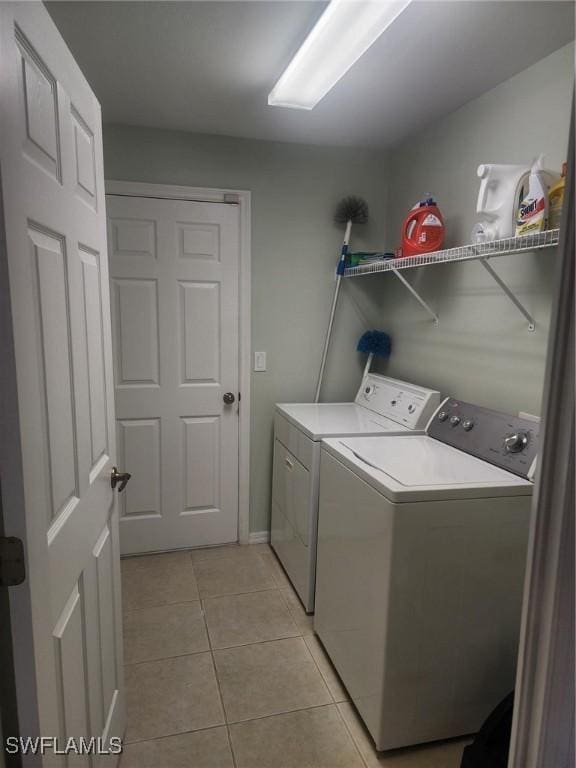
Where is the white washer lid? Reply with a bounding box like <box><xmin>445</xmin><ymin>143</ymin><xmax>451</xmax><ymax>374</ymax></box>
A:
<box><xmin>276</xmin><ymin>403</ymin><xmax>412</xmax><ymax>440</ymax></box>
<box><xmin>324</xmin><ymin>435</ymin><xmax>532</xmax><ymax>502</ymax></box>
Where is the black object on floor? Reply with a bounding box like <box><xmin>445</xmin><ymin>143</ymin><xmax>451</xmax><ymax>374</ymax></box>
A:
<box><xmin>460</xmin><ymin>691</ymin><xmax>515</xmax><ymax>768</ymax></box>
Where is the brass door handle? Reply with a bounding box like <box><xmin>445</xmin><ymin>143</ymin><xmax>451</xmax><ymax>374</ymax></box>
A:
<box><xmin>111</xmin><ymin>466</ymin><xmax>131</xmax><ymax>492</ymax></box>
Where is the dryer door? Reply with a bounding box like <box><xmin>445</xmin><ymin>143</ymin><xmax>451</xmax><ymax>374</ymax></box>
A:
<box><xmin>271</xmin><ymin>439</ymin><xmax>310</xmax><ymax>601</ymax></box>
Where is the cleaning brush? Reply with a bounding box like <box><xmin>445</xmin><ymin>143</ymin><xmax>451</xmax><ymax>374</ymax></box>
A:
<box><xmin>334</xmin><ymin>196</ymin><xmax>369</xmax><ymax>226</ymax></box>
<box><xmin>315</xmin><ymin>196</ymin><xmax>370</xmax><ymax>402</ymax></box>
<box><xmin>357</xmin><ymin>330</ymin><xmax>392</xmax><ymax>380</ymax></box>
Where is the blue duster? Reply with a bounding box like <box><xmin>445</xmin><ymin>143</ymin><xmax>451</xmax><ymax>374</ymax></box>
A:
<box><xmin>357</xmin><ymin>331</ymin><xmax>392</xmax><ymax>380</ymax></box>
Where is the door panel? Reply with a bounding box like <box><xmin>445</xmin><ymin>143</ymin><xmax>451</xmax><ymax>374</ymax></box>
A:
<box><xmin>28</xmin><ymin>225</ymin><xmax>78</xmax><ymax>521</ymax></box>
<box><xmin>107</xmin><ymin>194</ymin><xmax>240</xmax><ymax>554</ymax></box>
<box><xmin>112</xmin><ymin>278</ymin><xmax>160</xmax><ymax>386</ymax></box>
<box><xmin>179</xmin><ymin>281</ymin><xmax>220</xmax><ymax>383</ymax></box>
<box><xmin>183</xmin><ymin>416</ymin><xmax>220</xmax><ymax>511</ymax></box>
<box><xmin>0</xmin><ymin>3</ymin><xmax>124</xmax><ymax>760</ymax></box>
<box><xmin>117</xmin><ymin>418</ymin><xmax>162</xmax><ymax>517</ymax></box>
<box><xmin>80</xmin><ymin>247</ymin><xmax>109</xmax><ymax>473</ymax></box>
<box><xmin>53</xmin><ymin>585</ymin><xmax>91</xmax><ymax>754</ymax></box>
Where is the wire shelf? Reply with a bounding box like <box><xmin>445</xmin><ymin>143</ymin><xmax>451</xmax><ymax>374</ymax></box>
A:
<box><xmin>344</xmin><ymin>229</ymin><xmax>560</xmax><ymax>277</ymax></box>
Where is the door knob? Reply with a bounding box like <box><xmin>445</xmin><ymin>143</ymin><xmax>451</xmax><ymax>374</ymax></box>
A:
<box><xmin>223</xmin><ymin>392</ymin><xmax>236</xmax><ymax>405</ymax></box>
<box><xmin>110</xmin><ymin>466</ymin><xmax>131</xmax><ymax>492</ymax></box>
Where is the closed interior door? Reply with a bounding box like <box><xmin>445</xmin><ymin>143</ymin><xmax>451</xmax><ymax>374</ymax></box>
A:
<box><xmin>106</xmin><ymin>194</ymin><xmax>240</xmax><ymax>554</ymax></box>
<box><xmin>0</xmin><ymin>2</ymin><xmax>124</xmax><ymax>758</ymax></box>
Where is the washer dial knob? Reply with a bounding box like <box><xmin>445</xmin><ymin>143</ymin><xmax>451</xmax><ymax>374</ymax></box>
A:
<box><xmin>504</xmin><ymin>432</ymin><xmax>529</xmax><ymax>453</ymax></box>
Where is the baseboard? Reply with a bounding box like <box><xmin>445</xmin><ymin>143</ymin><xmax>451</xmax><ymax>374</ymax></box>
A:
<box><xmin>248</xmin><ymin>530</ymin><xmax>270</xmax><ymax>545</ymax></box>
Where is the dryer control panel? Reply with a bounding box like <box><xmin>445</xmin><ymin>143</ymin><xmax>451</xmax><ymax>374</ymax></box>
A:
<box><xmin>428</xmin><ymin>399</ymin><xmax>539</xmax><ymax>479</ymax></box>
<box><xmin>354</xmin><ymin>373</ymin><xmax>441</xmax><ymax>430</ymax></box>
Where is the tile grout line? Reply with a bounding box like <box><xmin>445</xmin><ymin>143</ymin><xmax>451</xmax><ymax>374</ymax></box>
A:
<box><xmin>121</xmin><ymin>702</ymin><xmax>352</xmax><ymax>749</ymax></box>
<box><xmin>197</xmin><ymin>584</ymin><xmax>281</xmax><ymax>600</ymax></box>
<box><xmin>201</xmin><ymin>608</ymin><xmax>239</xmax><ymax>767</ymax></box>
<box><xmin>124</xmin><ymin>648</ymin><xmax>210</xmax><ymax>667</ymax></box>
<box><xmin>282</xmin><ymin>603</ymin><xmax>313</xmax><ymax>637</ymax></box>
<box><xmin>123</xmin><ymin>591</ymin><xmax>306</xmax><ymax>665</ymax></box>
<box><xmin>122</xmin><ymin>720</ymin><xmax>231</xmax><ymax>748</ymax></box>
<box><xmin>205</xmin><ymin>632</ymin><xmax>303</xmax><ymax>652</ymax></box>
<box><xmin>225</xmin><ymin>725</ymin><xmax>239</xmax><ymax>768</ymax></box>
<box><xmin>208</xmin><ymin>626</ymin><xmax>240</xmax><ymax>768</ymax></box>
<box><xmin>260</xmin><ymin>552</ymin><xmax>295</xmax><ymax>591</ymax></box>
<box><xmin>224</xmin><ymin>701</ymin><xmax>351</xmax><ymax>728</ymax></box>
<box><xmin>333</xmin><ymin>702</ymin><xmax>372</xmax><ymax>768</ymax></box>
<box><xmin>122</xmin><ymin>597</ymin><xmax>204</xmax><ymax>616</ymax></box>
<box><xmin>210</xmin><ymin>633</ymin><xmax>319</xmax><ymax>657</ymax></box>
<box><xmin>276</xmin><ymin>584</ymin><xmax>311</xmax><ymax>631</ymax></box>
<box><xmin>301</xmin><ymin>634</ymin><xmax>341</xmax><ymax>705</ymax></box>
<box><xmin>202</xmin><ymin>587</ymin><xmax>283</xmax><ymax>606</ymax></box>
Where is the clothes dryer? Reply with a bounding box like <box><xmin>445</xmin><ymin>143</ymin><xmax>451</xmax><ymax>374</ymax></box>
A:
<box><xmin>271</xmin><ymin>374</ymin><xmax>441</xmax><ymax>611</ymax></box>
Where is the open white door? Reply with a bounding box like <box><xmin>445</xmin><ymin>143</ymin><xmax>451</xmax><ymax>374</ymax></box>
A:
<box><xmin>0</xmin><ymin>2</ymin><xmax>124</xmax><ymax>762</ymax></box>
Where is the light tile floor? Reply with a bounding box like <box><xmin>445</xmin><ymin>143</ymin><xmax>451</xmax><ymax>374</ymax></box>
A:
<box><xmin>120</xmin><ymin>544</ymin><xmax>470</xmax><ymax>767</ymax></box>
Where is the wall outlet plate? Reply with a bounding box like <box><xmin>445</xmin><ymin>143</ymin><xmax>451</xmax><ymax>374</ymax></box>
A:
<box><xmin>254</xmin><ymin>351</ymin><xmax>267</xmax><ymax>372</ymax></box>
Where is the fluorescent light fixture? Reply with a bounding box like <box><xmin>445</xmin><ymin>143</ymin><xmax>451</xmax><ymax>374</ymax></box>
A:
<box><xmin>268</xmin><ymin>0</ymin><xmax>412</xmax><ymax>110</ymax></box>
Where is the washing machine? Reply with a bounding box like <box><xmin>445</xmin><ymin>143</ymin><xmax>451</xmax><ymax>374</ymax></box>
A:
<box><xmin>314</xmin><ymin>398</ymin><xmax>539</xmax><ymax>751</ymax></box>
<box><xmin>271</xmin><ymin>374</ymin><xmax>441</xmax><ymax>612</ymax></box>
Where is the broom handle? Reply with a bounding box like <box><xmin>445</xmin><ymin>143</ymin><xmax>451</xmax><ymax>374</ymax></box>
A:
<box><xmin>362</xmin><ymin>352</ymin><xmax>374</xmax><ymax>382</ymax></box>
<box><xmin>314</xmin><ymin>220</ymin><xmax>353</xmax><ymax>403</ymax></box>
<box><xmin>314</xmin><ymin>276</ymin><xmax>342</xmax><ymax>403</ymax></box>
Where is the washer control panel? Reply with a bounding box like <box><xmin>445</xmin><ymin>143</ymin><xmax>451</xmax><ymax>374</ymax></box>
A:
<box><xmin>428</xmin><ymin>399</ymin><xmax>539</xmax><ymax>479</ymax></box>
<box><xmin>355</xmin><ymin>373</ymin><xmax>441</xmax><ymax>430</ymax></box>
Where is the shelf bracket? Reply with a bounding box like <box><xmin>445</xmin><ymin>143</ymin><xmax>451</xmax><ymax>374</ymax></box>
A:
<box><xmin>391</xmin><ymin>268</ymin><xmax>439</xmax><ymax>325</ymax></box>
<box><xmin>479</xmin><ymin>258</ymin><xmax>535</xmax><ymax>331</ymax></box>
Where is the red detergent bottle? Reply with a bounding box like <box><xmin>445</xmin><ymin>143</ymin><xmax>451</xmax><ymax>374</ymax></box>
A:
<box><xmin>400</xmin><ymin>195</ymin><xmax>445</xmax><ymax>258</ymax></box>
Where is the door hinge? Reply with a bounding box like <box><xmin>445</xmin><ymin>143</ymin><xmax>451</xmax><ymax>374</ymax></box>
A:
<box><xmin>0</xmin><ymin>537</ymin><xmax>26</xmax><ymax>587</ymax></box>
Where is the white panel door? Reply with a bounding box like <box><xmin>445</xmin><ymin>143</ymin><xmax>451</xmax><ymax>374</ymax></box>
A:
<box><xmin>107</xmin><ymin>194</ymin><xmax>240</xmax><ymax>554</ymax></box>
<box><xmin>0</xmin><ymin>3</ymin><xmax>124</xmax><ymax>762</ymax></box>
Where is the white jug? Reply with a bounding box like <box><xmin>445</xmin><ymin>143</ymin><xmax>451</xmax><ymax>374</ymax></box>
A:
<box><xmin>473</xmin><ymin>163</ymin><xmax>530</xmax><ymax>242</ymax></box>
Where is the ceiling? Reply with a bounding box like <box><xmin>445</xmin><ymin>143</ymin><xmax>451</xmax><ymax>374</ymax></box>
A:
<box><xmin>47</xmin><ymin>1</ymin><xmax>574</xmax><ymax>148</ymax></box>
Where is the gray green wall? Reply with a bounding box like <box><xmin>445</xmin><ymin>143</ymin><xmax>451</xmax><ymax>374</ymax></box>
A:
<box><xmin>369</xmin><ymin>43</ymin><xmax>573</xmax><ymax>417</ymax></box>
<box><xmin>103</xmin><ymin>42</ymin><xmax>573</xmax><ymax>535</ymax></box>
<box><xmin>102</xmin><ymin>127</ymin><xmax>389</xmax><ymax>533</ymax></box>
